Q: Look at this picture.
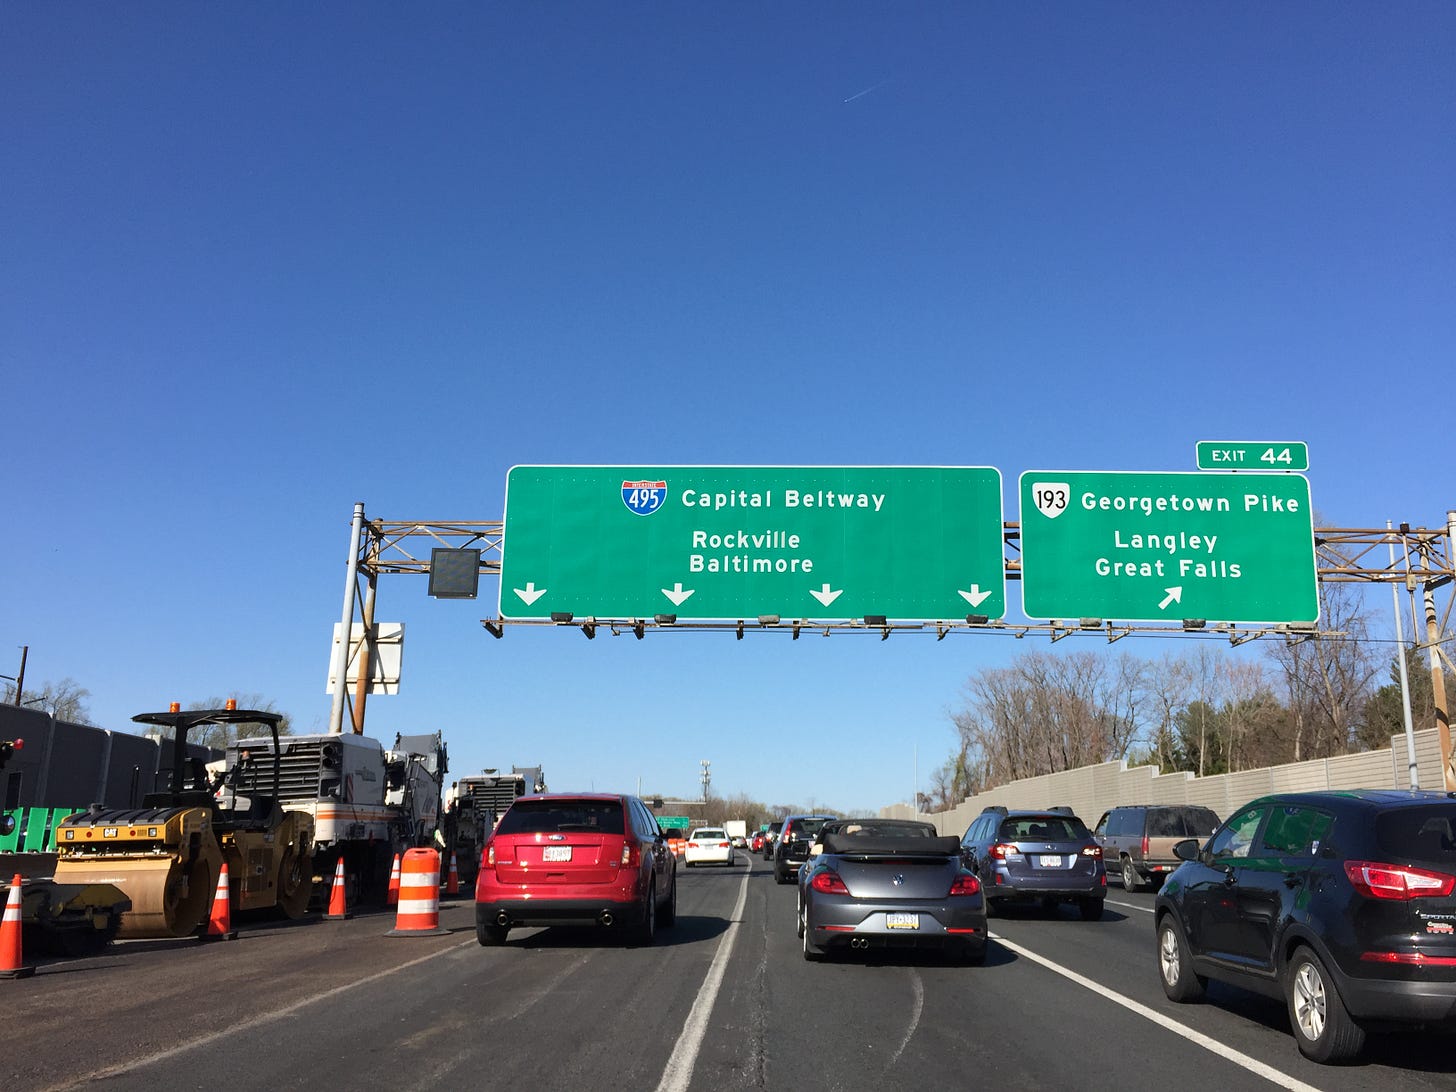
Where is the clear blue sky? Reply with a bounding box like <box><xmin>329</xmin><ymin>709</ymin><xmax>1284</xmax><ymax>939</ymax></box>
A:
<box><xmin>4</xmin><ymin>5</ymin><xmax>1452</xmax><ymax>813</ymax></box>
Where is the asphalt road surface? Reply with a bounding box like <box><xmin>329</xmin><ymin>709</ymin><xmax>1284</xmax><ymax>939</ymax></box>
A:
<box><xmin>6</xmin><ymin>854</ymin><xmax>1455</xmax><ymax>1091</ymax></box>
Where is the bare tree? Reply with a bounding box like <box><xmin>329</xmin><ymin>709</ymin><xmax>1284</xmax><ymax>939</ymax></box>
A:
<box><xmin>950</xmin><ymin>649</ymin><xmax>1145</xmax><ymax>790</ymax></box>
<box><xmin>4</xmin><ymin>678</ymin><xmax>92</xmax><ymax>724</ymax></box>
<box><xmin>1144</xmin><ymin>652</ymin><xmax>1194</xmax><ymax>771</ymax></box>
<box><xmin>1266</xmin><ymin>580</ymin><xmax>1380</xmax><ymax>757</ymax></box>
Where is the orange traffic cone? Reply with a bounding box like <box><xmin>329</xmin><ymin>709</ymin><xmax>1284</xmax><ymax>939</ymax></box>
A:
<box><xmin>445</xmin><ymin>852</ymin><xmax>460</xmax><ymax>896</ymax></box>
<box><xmin>386</xmin><ymin>853</ymin><xmax>402</xmax><ymax>906</ymax></box>
<box><xmin>200</xmin><ymin>862</ymin><xmax>238</xmax><ymax>941</ymax></box>
<box><xmin>323</xmin><ymin>856</ymin><xmax>352</xmax><ymax>920</ymax></box>
<box><xmin>1</xmin><ymin>874</ymin><xmax>35</xmax><ymax>979</ymax></box>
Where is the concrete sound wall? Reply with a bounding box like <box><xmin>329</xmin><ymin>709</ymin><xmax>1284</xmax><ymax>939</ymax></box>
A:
<box><xmin>884</xmin><ymin>728</ymin><xmax>1440</xmax><ymax>835</ymax></box>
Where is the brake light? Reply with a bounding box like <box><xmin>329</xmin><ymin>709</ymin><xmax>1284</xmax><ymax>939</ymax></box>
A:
<box><xmin>622</xmin><ymin>841</ymin><xmax>637</xmax><ymax>867</ymax></box>
<box><xmin>810</xmin><ymin>871</ymin><xmax>849</xmax><ymax>895</ymax></box>
<box><xmin>718</xmin><ymin>842</ymin><xmax>730</xmax><ymax>848</ymax></box>
<box><xmin>1081</xmin><ymin>845</ymin><xmax>1103</xmax><ymax>859</ymax></box>
<box><xmin>486</xmin><ymin>843</ymin><xmax>495</xmax><ymax>868</ymax></box>
<box><xmin>688</xmin><ymin>841</ymin><xmax>700</xmax><ymax>850</ymax></box>
<box><xmin>949</xmin><ymin>874</ymin><xmax>981</xmax><ymax>897</ymax></box>
<box><xmin>1345</xmin><ymin>861</ymin><xmax>1456</xmax><ymax>900</ymax></box>
<box><xmin>1141</xmin><ymin>835</ymin><xmax>1149</xmax><ymax>857</ymax></box>
<box><xmin>988</xmin><ymin>843</ymin><xmax>1019</xmax><ymax>860</ymax></box>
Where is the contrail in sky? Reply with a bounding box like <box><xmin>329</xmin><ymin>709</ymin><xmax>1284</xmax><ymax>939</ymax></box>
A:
<box><xmin>843</xmin><ymin>78</ymin><xmax>893</xmax><ymax>104</ymax></box>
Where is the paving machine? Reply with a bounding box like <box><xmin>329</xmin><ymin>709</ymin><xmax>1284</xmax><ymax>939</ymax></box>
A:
<box><xmin>51</xmin><ymin>708</ymin><xmax>315</xmax><ymax>938</ymax></box>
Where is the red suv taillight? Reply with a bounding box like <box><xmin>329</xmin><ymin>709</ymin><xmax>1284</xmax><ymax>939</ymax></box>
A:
<box><xmin>486</xmin><ymin>843</ymin><xmax>495</xmax><ymax>868</ymax></box>
<box><xmin>622</xmin><ymin>841</ymin><xmax>637</xmax><ymax>867</ymax></box>
<box><xmin>949</xmin><ymin>874</ymin><xmax>981</xmax><ymax>897</ymax></box>
<box><xmin>810</xmin><ymin>871</ymin><xmax>849</xmax><ymax>895</ymax></box>
<box><xmin>1345</xmin><ymin>861</ymin><xmax>1456</xmax><ymax>900</ymax></box>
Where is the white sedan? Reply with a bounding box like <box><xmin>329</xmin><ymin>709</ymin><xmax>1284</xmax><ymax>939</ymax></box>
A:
<box><xmin>683</xmin><ymin>827</ymin><xmax>734</xmax><ymax>867</ymax></box>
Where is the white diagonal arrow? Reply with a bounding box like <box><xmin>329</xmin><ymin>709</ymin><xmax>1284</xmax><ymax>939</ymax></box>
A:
<box><xmin>662</xmin><ymin>583</ymin><xmax>695</xmax><ymax>607</ymax></box>
<box><xmin>958</xmin><ymin>584</ymin><xmax>993</xmax><ymax>608</ymax></box>
<box><xmin>514</xmin><ymin>582</ymin><xmax>547</xmax><ymax>606</ymax></box>
<box><xmin>809</xmin><ymin>583</ymin><xmax>843</xmax><ymax>608</ymax></box>
<box><xmin>1158</xmin><ymin>587</ymin><xmax>1183</xmax><ymax>611</ymax></box>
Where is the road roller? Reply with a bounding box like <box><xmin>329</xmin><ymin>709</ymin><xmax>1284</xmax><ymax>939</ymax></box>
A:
<box><xmin>52</xmin><ymin>707</ymin><xmax>315</xmax><ymax>938</ymax></box>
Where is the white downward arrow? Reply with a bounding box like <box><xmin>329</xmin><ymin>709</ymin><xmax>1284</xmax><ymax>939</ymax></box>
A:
<box><xmin>514</xmin><ymin>582</ymin><xmax>547</xmax><ymax>606</ymax></box>
<box><xmin>958</xmin><ymin>584</ymin><xmax>993</xmax><ymax>608</ymax></box>
<box><xmin>810</xmin><ymin>584</ymin><xmax>843</xmax><ymax>608</ymax></box>
<box><xmin>1159</xmin><ymin>587</ymin><xmax>1183</xmax><ymax>611</ymax></box>
<box><xmin>662</xmin><ymin>583</ymin><xmax>695</xmax><ymax>606</ymax></box>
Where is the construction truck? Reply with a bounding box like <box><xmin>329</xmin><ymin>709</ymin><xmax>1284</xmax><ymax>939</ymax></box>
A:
<box><xmin>224</xmin><ymin>728</ymin><xmax>447</xmax><ymax>904</ymax></box>
<box><xmin>51</xmin><ymin>709</ymin><xmax>314</xmax><ymax>939</ymax></box>
<box><xmin>442</xmin><ymin>766</ymin><xmax>545</xmax><ymax>887</ymax></box>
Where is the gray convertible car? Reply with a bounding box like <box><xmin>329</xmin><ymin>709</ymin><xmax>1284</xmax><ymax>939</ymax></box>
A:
<box><xmin>796</xmin><ymin>818</ymin><xmax>987</xmax><ymax>964</ymax></box>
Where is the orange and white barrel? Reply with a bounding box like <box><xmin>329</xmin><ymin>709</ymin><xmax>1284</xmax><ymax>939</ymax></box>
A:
<box><xmin>385</xmin><ymin>848</ymin><xmax>449</xmax><ymax>937</ymax></box>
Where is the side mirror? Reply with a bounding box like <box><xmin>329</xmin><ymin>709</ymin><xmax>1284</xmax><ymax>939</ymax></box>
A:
<box><xmin>0</xmin><ymin>813</ymin><xmax>14</xmax><ymax>837</ymax></box>
<box><xmin>1172</xmin><ymin>838</ymin><xmax>1199</xmax><ymax>862</ymax></box>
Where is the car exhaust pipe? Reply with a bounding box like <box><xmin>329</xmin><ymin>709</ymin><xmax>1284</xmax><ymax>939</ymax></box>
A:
<box><xmin>851</xmin><ymin>937</ymin><xmax>869</xmax><ymax>950</ymax></box>
<box><xmin>496</xmin><ymin>911</ymin><xmax>511</xmax><ymax>927</ymax></box>
<box><xmin>599</xmin><ymin>910</ymin><xmax>614</xmax><ymax>927</ymax></box>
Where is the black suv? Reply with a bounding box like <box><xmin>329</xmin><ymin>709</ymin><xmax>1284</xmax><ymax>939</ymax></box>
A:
<box><xmin>773</xmin><ymin>814</ymin><xmax>835</xmax><ymax>884</ymax></box>
<box><xmin>960</xmin><ymin>806</ymin><xmax>1107</xmax><ymax>919</ymax></box>
<box><xmin>1156</xmin><ymin>790</ymin><xmax>1456</xmax><ymax>1063</ymax></box>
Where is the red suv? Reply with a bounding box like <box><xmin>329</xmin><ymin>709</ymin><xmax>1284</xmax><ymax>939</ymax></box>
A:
<box><xmin>475</xmin><ymin>793</ymin><xmax>677</xmax><ymax>946</ymax></box>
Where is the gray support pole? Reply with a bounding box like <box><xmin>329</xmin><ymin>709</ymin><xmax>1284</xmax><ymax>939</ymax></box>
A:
<box><xmin>1388</xmin><ymin>522</ymin><xmax>1419</xmax><ymax>789</ymax></box>
<box><xmin>328</xmin><ymin>503</ymin><xmax>367</xmax><ymax>736</ymax></box>
<box><xmin>1440</xmin><ymin>510</ymin><xmax>1456</xmax><ymax>790</ymax></box>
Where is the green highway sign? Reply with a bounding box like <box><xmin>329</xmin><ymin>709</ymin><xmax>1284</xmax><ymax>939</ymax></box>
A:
<box><xmin>1195</xmin><ymin>440</ymin><xmax>1309</xmax><ymax>471</ymax></box>
<box><xmin>1019</xmin><ymin>471</ymin><xmax>1318</xmax><ymax>624</ymax></box>
<box><xmin>499</xmin><ymin>466</ymin><xmax>1005</xmax><ymax>621</ymax></box>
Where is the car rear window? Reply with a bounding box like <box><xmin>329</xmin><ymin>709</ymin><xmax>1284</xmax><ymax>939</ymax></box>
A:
<box><xmin>1375</xmin><ymin>806</ymin><xmax>1456</xmax><ymax>865</ymax></box>
<box><xmin>1001</xmin><ymin>817</ymin><xmax>1090</xmax><ymax>841</ymax></box>
<box><xmin>1147</xmin><ymin>807</ymin><xmax>1221</xmax><ymax>838</ymax></box>
<box><xmin>496</xmin><ymin>800</ymin><xmax>626</xmax><ymax>835</ymax></box>
<box><xmin>693</xmin><ymin>829</ymin><xmax>726</xmax><ymax>839</ymax></box>
<box><xmin>793</xmin><ymin>819</ymin><xmax>829</xmax><ymax>838</ymax></box>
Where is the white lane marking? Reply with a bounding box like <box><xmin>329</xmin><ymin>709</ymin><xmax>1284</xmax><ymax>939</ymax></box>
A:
<box><xmin>654</xmin><ymin>864</ymin><xmax>752</xmax><ymax>1092</ymax></box>
<box><xmin>1108</xmin><ymin>898</ymin><xmax>1154</xmax><ymax>914</ymax></box>
<box><xmin>989</xmin><ymin>933</ymin><xmax>1321</xmax><ymax>1092</ymax></box>
<box><xmin>67</xmin><ymin>939</ymin><xmax>477</xmax><ymax>1085</ymax></box>
<box><xmin>884</xmin><ymin>969</ymin><xmax>924</xmax><ymax>1071</ymax></box>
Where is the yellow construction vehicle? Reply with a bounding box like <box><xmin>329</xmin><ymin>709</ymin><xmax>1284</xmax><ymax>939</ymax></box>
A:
<box><xmin>52</xmin><ymin>707</ymin><xmax>314</xmax><ymax>938</ymax></box>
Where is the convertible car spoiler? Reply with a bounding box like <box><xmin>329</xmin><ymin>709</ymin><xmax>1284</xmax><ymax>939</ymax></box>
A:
<box><xmin>820</xmin><ymin>833</ymin><xmax>963</xmax><ymax>857</ymax></box>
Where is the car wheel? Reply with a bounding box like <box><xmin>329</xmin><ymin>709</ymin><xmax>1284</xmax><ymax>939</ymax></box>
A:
<box><xmin>660</xmin><ymin>872</ymin><xmax>677</xmax><ymax>928</ymax></box>
<box><xmin>1041</xmin><ymin>896</ymin><xmax>1060</xmax><ymax>914</ymax></box>
<box><xmin>1286</xmin><ymin>947</ymin><xmax>1365</xmax><ymax>1063</ymax></box>
<box><xmin>476</xmin><ymin>921</ymin><xmax>509</xmax><ymax>947</ymax></box>
<box><xmin>632</xmin><ymin>882</ymin><xmax>657</xmax><ymax>946</ymax></box>
<box><xmin>984</xmin><ymin>896</ymin><xmax>999</xmax><ymax>918</ymax></box>
<box><xmin>1122</xmin><ymin>858</ymin><xmax>1146</xmax><ymax>892</ymax></box>
<box><xmin>1157</xmin><ymin>917</ymin><xmax>1206</xmax><ymax>1002</ymax></box>
<box><xmin>774</xmin><ymin>865</ymin><xmax>789</xmax><ymax>885</ymax></box>
<box><xmin>801</xmin><ymin>915</ymin><xmax>825</xmax><ymax>962</ymax></box>
<box><xmin>796</xmin><ymin>900</ymin><xmax>806</xmax><ymax>939</ymax></box>
<box><xmin>1079</xmin><ymin>897</ymin><xmax>1104</xmax><ymax>921</ymax></box>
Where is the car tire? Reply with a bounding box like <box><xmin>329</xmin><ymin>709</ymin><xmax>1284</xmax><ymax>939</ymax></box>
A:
<box><xmin>1041</xmin><ymin>896</ymin><xmax>1061</xmax><ymax>914</ymax></box>
<box><xmin>796</xmin><ymin>901</ymin><xmax>806</xmax><ymax>938</ymax></box>
<box><xmin>1157</xmin><ymin>917</ymin><xmax>1207</xmax><ymax>1003</ymax></box>
<box><xmin>1122</xmin><ymin>857</ymin><xmax>1146</xmax><ymax>892</ymax></box>
<box><xmin>1079</xmin><ymin>896</ymin><xmax>1104</xmax><ymax>921</ymax></box>
<box><xmin>631</xmin><ymin>882</ymin><xmax>657</xmax><ymax>947</ymax></box>
<box><xmin>774</xmin><ymin>865</ymin><xmax>789</xmax><ymax>885</ymax></box>
<box><xmin>476</xmin><ymin>921</ymin><xmax>509</xmax><ymax>947</ymax></box>
<box><xmin>660</xmin><ymin>873</ymin><xmax>677</xmax><ymax>928</ymax></box>
<box><xmin>1286</xmin><ymin>946</ymin><xmax>1365</xmax><ymax>1064</ymax></box>
<box><xmin>984</xmin><ymin>897</ymin><xmax>1000</xmax><ymax>918</ymax></box>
